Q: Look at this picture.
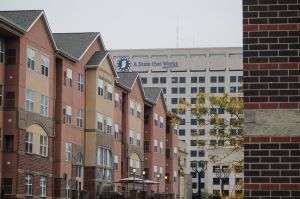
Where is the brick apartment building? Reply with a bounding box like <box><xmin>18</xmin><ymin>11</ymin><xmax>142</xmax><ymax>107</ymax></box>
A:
<box><xmin>0</xmin><ymin>10</ymin><xmax>179</xmax><ymax>199</ymax></box>
<box><xmin>243</xmin><ymin>0</ymin><xmax>300</xmax><ymax>198</ymax></box>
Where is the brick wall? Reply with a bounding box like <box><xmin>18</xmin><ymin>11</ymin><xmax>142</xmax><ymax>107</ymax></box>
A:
<box><xmin>243</xmin><ymin>0</ymin><xmax>300</xmax><ymax>198</ymax></box>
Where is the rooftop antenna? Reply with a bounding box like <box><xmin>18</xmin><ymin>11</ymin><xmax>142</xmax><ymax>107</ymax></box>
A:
<box><xmin>176</xmin><ymin>15</ymin><xmax>179</xmax><ymax>48</ymax></box>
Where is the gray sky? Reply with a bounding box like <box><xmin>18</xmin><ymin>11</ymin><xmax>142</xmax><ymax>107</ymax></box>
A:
<box><xmin>1</xmin><ymin>0</ymin><xmax>242</xmax><ymax>49</ymax></box>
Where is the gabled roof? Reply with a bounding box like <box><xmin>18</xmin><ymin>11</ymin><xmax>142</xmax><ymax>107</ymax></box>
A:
<box><xmin>0</xmin><ymin>10</ymin><xmax>57</xmax><ymax>49</ymax></box>
<box><xmin>85</xmin><ymin>51</ymin><xmax>118</xmax><ymax>77</ymax></box>
<box><xmin>53</xmin><ymin>32</ymin><xmax>104</xmax><ymax>62</ymax></box>
<box><xmin>116</xmin><ymin>72</ymin><xmax>140</xmax><ymax>91</ymax></box>
<box><xmin>144</xmin><ymin>87</ymin><xmax>168</xmax><ymax>112</ymax></box>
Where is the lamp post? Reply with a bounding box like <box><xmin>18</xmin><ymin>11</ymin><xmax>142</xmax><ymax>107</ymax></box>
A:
<box><xmin>164</xmin><ymin>175</ymin><xmax>168</xmax><ymax>199</ymax></box>
<box><xmin>191</xmin><ymin>160</ymin><xmax>207</xmax><ymax>199</ymax></box>
<box><xmin>142</xmin><ymin>170</ymin><xmax>146</xmax><ymax>191</ymax></box>
<box><xmin>156</xmin><ymin>174</ymin><xmax>160</xmax><ymax>193</ymax></box>
<box><xmin>215</xmin><ymin>167</ymin><xmax>229</xmax><ymax>196</ymax></box>
<box><xmin>132</xmin><ymin>168</ymin><xmax>136</xmax><ymax>190</ymax></box>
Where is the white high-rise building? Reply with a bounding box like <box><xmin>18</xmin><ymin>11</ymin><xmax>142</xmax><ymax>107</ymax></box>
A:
<box><xmin>111</xmin><ymin>48</ymin><xmax>243</xmax><ymax>196</ymax></box>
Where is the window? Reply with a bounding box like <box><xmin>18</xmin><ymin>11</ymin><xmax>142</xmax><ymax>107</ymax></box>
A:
<box><xmin>154</xmin><ymin>139</ymin><xmax>158</xmax><ymax>152</ymax></box>
<box><xmin>210</xmin><ymin>87</ymin><xmax>217</xmax><ymax>93</ymax></box>
<box><xmin>218</xmin><ymin>87</ymin><xmax>225</xmax><ymax>93</ymax></box>
<box><xmin>107</xmin><ymin>84</ymin><xmax>113</xmax><ymax>101</ymax></box>
<box><xmin>160</xmin><ymin>141</ymin><xmax>163</xmax><ymax>155</ymax></box>
<box><xmin>115</xmin><ymin>93</ymin><xmax>119</xmax><ymax>108</ymax></box>
<box><xmin>66</xmin><ymin>179</ymin><xmax>71</xmax><ymax>198</ymax></box>
<box><xmin>173</xmin><ymin>171</ymin><xmax>177</xmax><ymax>182</ymax></box>
<box><xmin>171</xmin><ymin>87</ymin><xmax>178</xmax><ymax>94</ymax></box>
<box><xmin>137</xmin><ymin>104</ymin><xmax>141</xmax><ymax>119</ymax></box>
<box><xmin>218</xmin><ymin>76</ymin><xmax>225</xmax><ymax>83</ymax></box>
<box><xmin>0</xmin><ymin>85</ymin><xmax>3</xmax><ymax>107</ymax></box>
<box><xmin>171</xmin><ymin>98</ymin><xmax>178</xmax><ymax>104</ymax></box>
<box><xmin>191</xmin><ymin>98</ymin><xmax>196</xmax><ymax>104</ymax></box>
<box><xmin>25</xmin><ymin>89</ymin><xmax>34</xmax><ymax>112</ymax></box>
<box><xmin>218</xmin><ymin>108</ymin><xmax>225</xmax><ymax>114</ymax></box>
<box><xmin>238</xmin><ymin>86</ymin><xmax>243</xmax><ymax>92</ymax></box>
<box><xmin>160</xmin><ymin>77</ymin><xmax>166</xmax><ymax>84</ymax></box>
<box><xmin>136</xmin><ymin>160</ymin><xmax>141</xmax><ymax>175</ymax></box>
<box><xmin>171</xmin><ymin>77</ymin><xmax>178</xmax><ymax>83</ymax></box>
<box><xmin>162</xmin><ymin>88</ymin><xmax>166</xmax><ymax>94</ymax></box>
<box><xmin>210</xmin><ymin>76</ymin><xmax>217</xmax><ymax>83</ymax></box>
<box><xmin>191</xmin><ymin>76</ymin><xmax>197</xmax><ymax>83</ymax></box>
<box><xmin>66</xmin><ymin>143</ymin><xmax>71</xmax><ymax>161</ymax></box>
<box><xmin>160</xmin><ymin>167</ymin><xmax>163</xmax><ymax>176</ymax></box>
<box><xmin>179</xmin><ymin>98</ymin><xmax>185</xmax><ymax>104</ymax></box>
<box><xmin>159</xmin><ymin>116</ymin><xmax>163</xmax><ymax>128</ymax></box>
<box><xmin>66</xmin><ymin>68</ymin><xmax>72</xmax><ymax>87</ymax></box>
<box><xmin>190</xmin><ymin>140</ymin><xmax>197</xmax><ymax>146</ymax></box>
<box><xmin>230</xmin><ymin>76</ymin><xmax>236</xmax><ymax>82</ymax></box>
<box><xmin>77</xmin><ymin>109</ymin><xmax>83</xmax><ymax>128</ymax></box>
<box><xmin>192</xmin><ymin>182</ymin><xmax>197</xmax><ymax>189</ymax></box>
<box><xmin>154</xmin><ymin>113</ymin><xmax>158</xmax><ymax>126</ymax></box>
<box><xmin>141</xmin><ymin>77</ymin><xmax>147</xmax><ymax>84</ymax></box>
<box><xmin>25</xmin><ymin>132</ymin><xmax>33</xmax><ymax>153</ymax></box>
<box><xmin>191</xmin><ymin>119</ymin><xmax>197</xmax><ymax>125</ymax></box>
<box><xmin>179</xmin><ymin>87</ymin><xmax>185</xmax><ymax>94</ymax></box>
<box><xmin>174</xmin><ymin>147</ymin><xmax>177</xmax><ymax>158</ymax></box>
<box><xmin>137</xmin><ymin>133</ymin><xmax>141</xmax><ymax>147</ymax></box>
<box><xmin>106</xmin><ymin>117</ymin><xmax>112</xmax><ymax>134</ymax></box>
<box><xmin>25</xmin><ymin>174</ymin><xmax>33</xmax><ymax>195</ymax></box>
<box><xmin>199</xmin><ymin>87</ymin><xmax>205</xmax><ymax>93</ymax></box>
<box><xmin>66</xmin><ymin>105</ymin><xmax>72</xmax><ymax>124</ymax></box>
<box><xmin>97</xmin><ymin>113</ymin><xmax>103</xmax><ymax>130</ymax></box>
<box><xmin>27</xmin><ymin>48</ymin><xmax>35</xmax><ymax>70</ymax></box>
<box><xmin>78</xmin><ymin>73</ymin><xmax>84</xmax><ymax>92</ymax></box>
<box><xmin>154</xmin><ymin>165</ymin><xmax>157</xmax><ymax>177</ymax></box>
<box><xmin>179</xmin><ymin>129</ymin><xmax>185</xmax><ymax>136</ymax></box>
<box><xmin>40</xmin><ymin>95</ymin><xmax>48</xmax><ymax>116</ymax></box>
<box><xmin>5</xmin><ymin>135</ymin><xmax>14</xmax><ymax>152</ymax></box>
<box><xmin>40</xmin><ymin>135</ymin><xmax>47</xmax><ymax>157</ymax></box>
<box><xmin>130</xmin><ymin>100</ymin><xmax>134</xmax><ymax>116</ymax></box>
<box><xmin>152</xmin><ymin>77</ymin><xmax>159</xmax><ymax>84</ymax></box>
<box><xmin>114</xmin><ymin>155</ymin><xmax>118</xmax><ymax>170</ymax></box>
<box><xmin>230</xmin><ymin>86</ymin><xmax>237</xmax><ymax>93</ymax></box>
<box><xmin>238</xmin><ymin>76</ymin><xmax>243</xmax><ymax>83</ymax></box>
<box><xmin>40</xmin><ymin>176</ymin><xmax>47</xmax><ymax>197</ymax></box>
<box><xmin>191</xmin><ymin>87</ymin><xmax>197</xmax><ymax>94</ymax></box>
<box><xmin>198</xmin><ymin>150</ymin><xmax>205</xmax><ymax>157</ymax></box>
<box><xmin>98</xmin><ymin>79</ymin><xmax>103</xmax><ymax>96</ymax></box>
<box><xmin>213</xmin><ymin>178</ymin><xmax>220</xmax><ymax>185</ymax></box>
<box><xmin>0</xmin><ymin>40</ymin><xmax>4</xmax><ymax>63</ymax></box>
<box><xmin>3</xmin><ymin>178</ymin><xmax>12</xmax><ymax>194</ymax></box>
<box><xmin>130</xmin><ymin>130</ymin><xmax>134</xmax><ymax>145</ymax></box>
<box><xmin>190</xmin><ymin>150</ymin><xmax>197</xmax><ymax>157</ymax></box>
<box><xmin>41</xmin><ymin>55</ymin><xmax>49</xmax><ymax>77</ymax></box>
<box><xmin>179</xmin><ymin>77</ymin><xmax>185</xmax><ymax>83</ymax></box>
<box><xmin>199</xmin><ymin>76</ymin><xmax>205</xmax><ymax>83</ymax></box>
<box><xmin>114</xmin><ymin>124</ymin><xmax>119</xmax><ymax>140</ymax></box>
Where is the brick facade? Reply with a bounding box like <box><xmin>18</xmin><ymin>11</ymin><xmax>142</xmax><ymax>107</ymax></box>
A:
<box><xmin>243</xmin><ymin>0</ymin><xmax>300</xmax><ymax>198</ymax></box>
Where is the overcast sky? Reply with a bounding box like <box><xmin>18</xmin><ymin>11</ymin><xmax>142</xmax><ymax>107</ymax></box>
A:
<box><xmin>2</xmin><ymin>0</ymin><xmax>242</xmax><ymax>49</ymax></box>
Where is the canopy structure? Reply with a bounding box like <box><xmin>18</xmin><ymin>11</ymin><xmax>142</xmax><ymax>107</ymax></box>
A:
<box><xmin>113</xmin><ymin>177</ymin><xmax>143</xmax><ymax>183</ymax></box>
<box><xmin>138</xmin><ymin>179</ymin><xmax>159</xmax><ymax>184</ymax></box>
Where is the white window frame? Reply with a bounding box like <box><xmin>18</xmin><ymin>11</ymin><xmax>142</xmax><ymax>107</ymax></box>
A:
<box><xmin>160</xmin><ymin>141</ymin><xmax>163</xmax><ymax>155</ymax></box>
<box><xmin>154</xmin><ymin>113</ymin><xmax>158</xmax><ymax>126</ymax></box>
<box><xmin>154</xmin><ymin>165</ymin><xmax>157</xmax><ymax>177</ymax></box>
<box><xmin>25</xmin><ymin>132</ymin><xmax>33</xmax><ymax>154</ymax></box>
<box><xmin>40</xmin><ymin>135</ymin><xmax>48</xmax><ymax>157</ymax></box>
<box><xmin>115</xmin><ymin>93</ymin><xmax>119</xmax><ymax>108</ymax></box>
<box><xmin>107</xmin><ymin>84</ymin><xmax>113</xmax><ymax>101</ymax></box>
<box><xmin>106</xmin><ymin>117</ymin><xmax>112</xmax><ymax>134</ymax></box>
<box><xmin>27</xmin><ymin>48</ymin><xmax>35</xmax><ymax>70</ymax></box>
<box><xmin>130</xmin><ymin>159</ymin><xmax>133</xmax><ymax>174</ymax></box>
<box><xmin>130</xmin><ymin>130</ymin><xmax>134</xmax><ymax>145</ymax></box>
<box><xmin>66</xmin><ymin>68</ymin><xmax>72</xmax><ymax>87</ymax></box>
<box><xmin>66</xmin><ymin>105</ymin><xmax>72</xmax><ymax>125</ymax></box>
<box><xmin>41</xmin><ymin>55</ymin><xmax>49</xmax><ymax>77</ymax></box>
<box><xmin>98</xmin><ymin>79</ymin><xmax>103</xmax><ymax>96</ymax></box>
<box><xmin>137</xmin><ymin>104</ymin><xmax>141</xmax><ymax>119</ymax></box>
<box><xmin>78</xmin><ymin>73</ymin><xmax>84</xmax><ymax>92</ymax></box>
<box><xmin>160</xmin><ymin>167</ymin><xmax>163</xmax><ymax>175</ymax></box>
<box><xmin>130</xmin><ymin>100</ymin><xmax>134</xmax><ymax>116</ymax></box>
<box><xmin>77</xmin><ymin>109</ymin><xmax>83</xmax><ymax>128</ymax></box>
<box><xmin>0</xmin><ymin>85</ymin><xmax>3</xmax><ymax>107</ymax></box>
<box><xmin>25</xmin><ymin>174</ymin><xmax>33</xmax><ymax>196</ymax></box>
<box><xmin>66</xmin><ymin>179</ymin><xmax>71</xmax><ymax>198</ymax></box>
<box><xmin>114</xmin><ymin>124</ymin><xmax>119</xmax><ymax>140</ymax></box>
<box><xmin>40</xmin><ymin>176</ymin><xmax>47</xmax><ymax>197</ymax></box>
<box><xmin>26</xmin><ymin>89</ymin><xmax>34</xmax><ymax>112</ymax></box>
<box><xmin>154</xmin><ymin>139</ymin><xmax>158</xmax><ymax>152</ymax></box>
<box><xmin>136</xmin><ymin>160</ymin><xmax>140</xmax><ymax>175</ymax></box>
<box><xmin>0</xmin><ymin>40</ymin><xmax>4</xmax><ymax>63</ymax></box>
<box><xmin>40</xmin><ymin>95</ymin><xmax>48</xmax><ymax>116</ymax></box>
<box><xmin>137</xmin><ymin>133</ymin><xmax>141</xmax><ymax>147</ymax></box>
<box><xmin>174</xmin><ymin>147</ymin><xmax>178</xmax><ymax>158</ymax></box>
<box><xmin>66</xmin><ymin>143</ymin><xmax>71</xmax><ymax>161</ymax></box>
<box><xmin>114</xmin><ymin>155</ymin><xmax>118</xmax><ymax>170</ymax></box>
<box><xmin>160</xmin><ymin>116</ymin><xmax>164</xmax><ymax>128</ymax></box>
<box><xmin>97</xmin><ymin>148</ymin><xmax>101</xmax><ymax>165</ymax></box>
<box><xmin>97</xmin><ymin>112</ymin><xmax>103</xmax><ymax>130</ymax></box>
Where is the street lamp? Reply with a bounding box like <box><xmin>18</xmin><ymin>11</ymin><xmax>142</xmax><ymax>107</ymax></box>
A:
<box><xmin>164</xmin><ymin>175</ymin><xmax>168</xmax><ymax>199</ymax></box>
<box><xmin>191</xmin><ymin>160</ymin><xmax>207</xmax><ymax>199</ymax></box>
<box><xmin>142</xmin><ymin>170</ymin><xmax>146</xmax><ymax>191</ymax></box>
<box><xmin>132</xmin><ymin>168</ymin><xmax>136</xmax><ymax>190</ymax></box>
<box><xmin>156</xmin><ymin>174</ymin><xmax>160</xmax><ymax>193</ymax></box>
<box><xmin>215</xmin><ymin>167</ymin><xmax>229</xmax><ymax>196</ymax></box>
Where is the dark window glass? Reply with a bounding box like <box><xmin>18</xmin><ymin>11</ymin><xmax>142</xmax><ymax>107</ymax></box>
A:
<box><xmin>230</xmin><ymin>86</ymin><xmax>237</xmax><ymax>93</ymax></box>
<box><xmin>5</xmin><ymin>135</ymin><xmax>14</xmax><ymax>152</ymax></box>
<box><xmin>198</xmin><ymin>150</ymin><xmax>205</xmax><ymax>157</ymax></box>
<box><xmin>192</xmin><ymin>182</ymin><xmax>197</xmax><ymax>189</ymax></box>
<box><xmin>191</xmin><ymin>77</ymin><xmax>197</xmax><ymax>83</ymax></box>
<box><xmin>218</xmin><ymin>87</ymin><xmax>224</xmax><ymax>93</ymax></box>
<box><xmin>210</xmin><ymin>87</ymin><xmax>217</xmax><ymax>93</ymax></box>
<box><xmin>238</xmin><ymin>86</ymin><xmax>243</xmax><ymax>92</ymax></box>
<box><xmin>152</xmin><ymin>77</ymin><xmax>159</xmax><ymax>84</ymax></box>
<box><xmin>199</xmin><ymin>76</ymin><xmax>205</xmax><ymax>83</ymax></box>
<box><xmin>171</xmin><ymin>108</ymin><xmax>177</xmax><ymax>114</ymax></box>
<box><xmin>179</xmin><ymin>77</ymin><xmax>185</xmax><ymax>83</ymax></box>
<box><xmin>160</xmin><ymin>77</ymin><xmax>166</xmax><ymax>84</ymax></box>
<box><xmin>199</xmin><ymin>129</ymin><xmax>205</xmax><ymax>135</ymax></box>
<box><xmin>171</xmin><ymin>87</ymin><xmax>178</xmax><ymax>94</ymax></box>
<box><xmin>162</xmin><ymin>88</ymin><xmax>166</xmax><ymax>94</ymax></box>
<box><xmin>179</xmin><ymin>87</ymin><xmax>185</xmax><ymax>94</ymax></box>
<box><xmin>198</xmin><ymin>87</ymin><xmax>205</xmax><ymax>93</ymax></box>
<box><xmin>218</xmin><ymin>76</ymin><xmax>225</xmax><ymax>83</ymax></box>
<box><xmin>230</xmin><ymin>76</ymin><xmax>236</xmax><ymax>82</ymax></box>
<box><xmin>191</xmin><ymin>98</ymin><xmax>196</xmax><ymax>104</ymax></box>
<box><xmin>141</xmin><ymin>78</ymin><xmax>147</xmax><ymax>84</ymax></box>
<box><xmin>191</xmin><ymin>87</ymin><xmax>197</xmax><ymax>94</ymax></box>
<box><xmin>223</xmin><ymin>178</ymin><xmax>229</xmax><ymax>185</ymax></box>
<box><xmin>238</xmin><ymin>76</ymin><xmax>243</xmax><ymax>83</ymax></box>
<box><xmin>190</xmin><ymin>150</ymin><xmax>197</xmax><ymax>157</ymax></box>
<box><xmin>171</xmin><ymin>77</ymin><xmax>178</xmax><ymax>83</ymax></box>
<box><xmin>210</xmin><ymin>76</ymin><xmax>217</xmax><ymax>83</ymax></box>
<box><xmin>218</xmin><ymin>108</ymin><xmax>225</xmax><ymax>114</ymax></box>
<box><xmin>191</xmin><ymin>172</ymin><xmax>197</xmax><ymax>178</ymax></box>
<box><xmin>213</xmin><ymin>178</ymin><xmax>220</xmax><ymax>185</ymax></box>
<box><xmin>191</xmin><ymin>119</ymin><xmax>197</xmax><ymax>125</ymax></box>
<box><xmin>179</xmin><ymin>119</ymin><xmax>185</xmax><ymax>125</ymax></box>
<box><xmin>190</xmin><ymin>140</ymin><xmax>197</xmax><ymax>146</ymax></box>
<box><xmin>179</xmin><ymin>129</ymin><xmax>185</xmax><ymax>136</ymax></box>
<box><xmin>171</xmin><ymin>98</ymin><xmax>178</xmax><ymax>104</ymax></box>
